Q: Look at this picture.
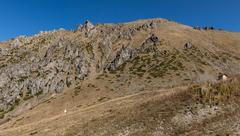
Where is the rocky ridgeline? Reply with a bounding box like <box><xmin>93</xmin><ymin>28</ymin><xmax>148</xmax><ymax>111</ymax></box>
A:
<box><xmin>0</xmin><ymin>20</ymin><xmax>161</xmax><ymax>113</ymax></box>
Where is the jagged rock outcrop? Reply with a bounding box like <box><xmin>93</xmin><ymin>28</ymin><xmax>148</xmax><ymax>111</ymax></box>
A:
<box><xmin>0</xmin><ymin>21</ymin><xmax>161</xmax><ymax>112</ymax></box>
<box><xmin>138</xmin><ymin>34</ymin><xmax>159</xmax><ymax>52</ymax></box>
<box><xmin>106</xmin><ymin>46</ymin><xmax>135</xmax><ymax>71</ymax></box>
<box><xmin>77</xmin><ymin>20</ymin><xmax>96</xmax><ymax>37</ymax></box>
<box><xmin>105</xmin><ymin>34</ymin><xmax>160</xmax><ymax>71</ymax></box>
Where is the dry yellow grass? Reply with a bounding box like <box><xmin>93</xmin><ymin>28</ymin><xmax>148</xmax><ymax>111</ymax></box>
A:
<box><xmin>0</xmin><ymin>76</ymin><xmax>239</xmax><ymax>135</ymax></box>
<box><xmin>0</xmin><ymin>18</ymin><xmax>240</xmax><ymax>136</ymax></box>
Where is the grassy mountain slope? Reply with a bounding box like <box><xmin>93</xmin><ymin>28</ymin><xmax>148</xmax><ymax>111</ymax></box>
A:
<box><xmin>0</xmin><ymin>18</ymin><xmax>240</xmax><ymax>135</ymax></box>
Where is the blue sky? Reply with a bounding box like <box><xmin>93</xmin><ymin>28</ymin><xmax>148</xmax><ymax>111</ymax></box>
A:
<box><xmin>0</xmin><ymin>0</ymin><xmax>239</xmax><ymax>41</ymax></box>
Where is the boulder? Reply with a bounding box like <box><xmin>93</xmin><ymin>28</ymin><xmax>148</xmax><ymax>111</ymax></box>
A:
<box><xmin>78</xmin><ymin>20</ymin><xmax>94</xmax><ymax>32</ymax></box>
<box><xmin>184</xmin><ymin>42</ymin><xmax>193</xmax><ymax>49</ymax></box>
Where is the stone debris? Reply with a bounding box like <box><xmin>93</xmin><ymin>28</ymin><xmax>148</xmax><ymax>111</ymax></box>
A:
<box><xmin>184</xmin><ymin>42</ymin><xmax>193</xmax><ymax>49</ymax></box>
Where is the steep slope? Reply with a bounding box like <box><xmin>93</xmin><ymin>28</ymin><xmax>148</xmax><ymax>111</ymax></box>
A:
<box><xmin>0</xmin><ymin>18</ymin><xmax>240</xmax><ymax>135</ymax></box>
<box><xmin>0</xmin><ymin>76</ymin><xmax>240</xmax><ymax>136</ymax></box>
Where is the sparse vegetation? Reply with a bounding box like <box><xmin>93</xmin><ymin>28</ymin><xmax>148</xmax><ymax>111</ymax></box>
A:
<box><xmin>36</xmin><ymin>90</ymin><xmax>43</xmax><ymax>96</ymax></box>
<box><xmin>0</xmin><ymin>111</ymin><xmax>4</xmax><ymax>119</ymax></box>
<box><xmin>191</xmin><ymin>76</ymin><xmax>240</xmax><ymax>106</ymax></box>
<box><xmin>0</xmin><ymin>64</ymin><xmax>7</xmax><ymax>69</ymax></box>
<box><xmin>23</xmin><ymin>91</ymin><xmax>33</xmax><ymax>100</ymax></box>
<box><xmin>17</xmin><ymin>76</ymin><xmax>29</xmax><ymax>83</ymax></box>
<box><xmin>74</xmin><ymin>89</ymin><xmax>80</xmax><ymax>96</ymax></box>
<box><xmin>0</xmin><ymin>18</ymin><xmax>240</xmax><ymax>136</ymax></box>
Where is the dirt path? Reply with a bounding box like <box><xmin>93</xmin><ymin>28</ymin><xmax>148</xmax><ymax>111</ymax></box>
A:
<box><xmin>0</xmin><ymin>86</ymin><xmax>187</xmax><ymax>136</ymax></box>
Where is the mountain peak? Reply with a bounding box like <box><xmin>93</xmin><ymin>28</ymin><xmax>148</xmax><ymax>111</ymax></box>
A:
<box><xmin>0</xmin><ymin>18</ymin><xmax>240</xmax><ymax>135</ymax></box>
<box><xmin>78</xmin><ymin>20</ymin><xmax>94</xmax><ymax>32</ymax></box>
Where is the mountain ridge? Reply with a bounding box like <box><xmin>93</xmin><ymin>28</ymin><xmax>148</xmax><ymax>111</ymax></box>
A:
<box><xmin>0</xmin><ymin>18</ymin><xmax>240</xmax><ymax>135</ymax></box>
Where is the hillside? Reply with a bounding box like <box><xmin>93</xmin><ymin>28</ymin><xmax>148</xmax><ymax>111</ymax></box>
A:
<box><xmin>0</xmin><ymin>18</ymin><xmax>240</xmax><ymax>135</ymax></box>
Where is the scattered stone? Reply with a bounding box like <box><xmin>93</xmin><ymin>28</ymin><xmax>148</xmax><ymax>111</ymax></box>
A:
<box><xmin>203</xmin><ymin>26</ymin><xmax>214</xmax><ymax>30</ymax></box>
<box><xmin>222</xmin><ymin>75</ymin><xmax>228</xmax><ymax>80</ymax></box>
<box><xmin>218</xmin><ymin>73</ymin><xmax>228</xmax><ymax>81</ymax></box>
<box><xmin>30</xmin><ymin>131</ymin><xmax>38</xmax><ymax>135</ymax></box>
<box><xmin>193</xmin><ymin>26</ymin><xmax>201</xmax><ymax>30</ymax></box>
<box><xmin>184</xmin><ymin>42</ymin><xmax>193</xmax><ymax>49</ymax></box>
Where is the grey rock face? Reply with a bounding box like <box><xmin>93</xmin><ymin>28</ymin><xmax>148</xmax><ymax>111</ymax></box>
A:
<box><xmin>0</xmin><ymin>73</ymin><xmax>9</xmax><ymax>88</ymax></box>
<box><xmin>78</xmin><ymin>20</ymin><xmax>95</xmax><ymax>37</ymax></box>
<box><xmin>105</xmin><ymin>34</ymin><xmax>159</xmax><ymax>71</ymax></box>
<box><xmin>106</xmin><ymin>46</ymin><xmax>135</xmax><ymax>71</ymax></box>
<box><xmin>0</xmin><ymin>21</ymin><xmax>166</xmax><ymax>113</ymax></box>
<box><xmin>0</xmin><ymin>46</ymin><xmax>7</xmax><ymax>56</ymax></box>
<box><xmin>83</xmin><ymin>20</ymin><xmax>94</xmax><ymax>31</ymax></box>
<box><xmin>138</xmin><ymin>34</ymin><xmax>160</xmax><ymax>53</ymax></box>
<box><xmin>0</xmin><ymin>29</ymin><xmax>107</xmax><ymax>112</ymax></box>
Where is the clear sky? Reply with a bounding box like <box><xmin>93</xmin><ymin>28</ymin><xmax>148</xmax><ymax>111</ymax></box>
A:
<box><xmin>0</xmin><ymin>0</ymin><xmax>239</xmax><ymax>41</ymax></box>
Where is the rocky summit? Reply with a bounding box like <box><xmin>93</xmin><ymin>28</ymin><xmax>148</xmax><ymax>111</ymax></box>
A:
<box><xmin>0</xmin><ymin>18</ymin><xmax>240</xmax><ymax>136</ymax></box>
